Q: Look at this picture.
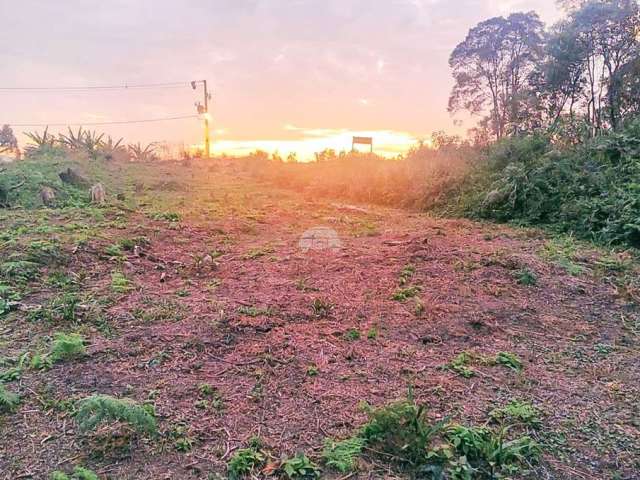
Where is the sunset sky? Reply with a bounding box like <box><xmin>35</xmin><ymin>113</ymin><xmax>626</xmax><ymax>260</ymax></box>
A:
<box><xmin>0</xmin><ymin>0</ymin><xmax>561</xmax><ymax>159</ymax></box>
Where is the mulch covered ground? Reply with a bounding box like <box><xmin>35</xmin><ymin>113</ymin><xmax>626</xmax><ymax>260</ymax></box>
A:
<box><xmin>1</xmin><ymin>170</ymin><xmax>639</xmax><ymax>479</ymax></box>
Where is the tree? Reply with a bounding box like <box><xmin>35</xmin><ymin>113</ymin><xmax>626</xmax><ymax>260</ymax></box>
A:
<box><xmin>449</xmin><ymin>12</ymin><xmax>545</xmax><ymax>140</ymax></box>
<box><xmin>0</xmin><ymin>125</ymin><xmax>17</xmax><ymax>154</ymax></box>
<box><xmin>545</xmin><ymin>0</ymin><xmax>640</xmax><ymax>133</ymax></box>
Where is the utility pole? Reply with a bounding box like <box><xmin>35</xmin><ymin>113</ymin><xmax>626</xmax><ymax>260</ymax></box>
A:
<box><xmin>191</xmin><ymin>80</ymin><xmax>211</xmax><ymax>158</ymax></box>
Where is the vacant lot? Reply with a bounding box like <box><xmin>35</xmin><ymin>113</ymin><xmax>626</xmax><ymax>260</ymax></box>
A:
<box><xmin>1</xmin><ymin>160</ymin><xmax>639</xmax><ymax>479</ymax></box>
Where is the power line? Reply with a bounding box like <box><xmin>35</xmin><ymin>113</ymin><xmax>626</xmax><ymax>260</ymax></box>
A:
<box><xmin>7</xmin><ymin>114</ymin><xmax>200</xmax><ymax>127</ymax></box>
<box><xmin>0</xmin><ymin>81</ymin><xmax>192</xmax><ymax>92</ymax></box>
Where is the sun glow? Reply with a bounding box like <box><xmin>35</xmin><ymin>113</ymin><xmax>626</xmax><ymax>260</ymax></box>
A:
<box><xmin>194</xmin><ymin>126</ymin><xmax>424</xmax><ymax>160</ymax></box>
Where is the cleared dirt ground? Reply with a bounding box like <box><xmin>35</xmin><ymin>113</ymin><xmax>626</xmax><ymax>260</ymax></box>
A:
<box><xmin>1</xmin><ymin>162</ymin><xmax>639</xmax><ymax>479</ymax></box>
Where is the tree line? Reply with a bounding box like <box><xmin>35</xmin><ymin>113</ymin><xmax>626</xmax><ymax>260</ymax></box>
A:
<box><xmin>449</xmin><ymin>0</ymin><xmax>640</xmax><ymax>143</ymax></box>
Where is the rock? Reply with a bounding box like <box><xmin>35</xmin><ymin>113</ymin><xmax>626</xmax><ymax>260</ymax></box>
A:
<box><xmin>59</xmin><ymin>168</ymin><xmax>89</xmax><ymax>187</ymax></box>
<box><xmin>89</xmin><ymin>183</ymin><xmax>106</xmax><ymax>204</ymax></box>
<box><xmin>40</xmin><ymin>186</ymin><xmax>56</xmax><ymax>206</ymax></box>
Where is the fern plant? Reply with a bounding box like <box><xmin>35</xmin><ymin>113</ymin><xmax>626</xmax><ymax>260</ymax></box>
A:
<box><xmin>49</xmin><ymin>332</ymin><xmax>86</xmax><ymax>363</ymax></box>
<box><xmin>0</xmin><ymin>383</ymin><xmax>20</xmax><ymax>413</ymax></box>
<box><xmin>322</xmin><ymin>437</ymin><xmax>364</xmax><ymax>473</ymax></box>
<box><xmin>50</xmin><ymin>466</ymin><xmax>100</xmax><ymax>480</ymax></box>
<box><xmin>75</xmin><ymin>395</ymin><xmax>157</xmax><ymax>435</ymax></box>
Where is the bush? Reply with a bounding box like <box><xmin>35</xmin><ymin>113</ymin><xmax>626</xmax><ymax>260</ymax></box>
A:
<box><xmin>467</xmin><ymin>122</ymin><xmax>640</xmax><ymax>247</ymax></box>
<box><xmin>75</xmin><ymin>395</ymin><xmax>157</xmax><ymax>435</ymax></box>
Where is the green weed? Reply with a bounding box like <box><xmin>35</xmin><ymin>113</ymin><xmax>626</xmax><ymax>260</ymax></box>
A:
<box><xmin>0</xmin><ymin>259</ymin><xmax>40</xmax><ymax>283</ymax></box>
<box><xmin>443</xmin><ymin>424</ymin><xmax>540</xmax><ymax>478</ymax></box>
<box><xmin>399</xmin><ymin>264</ymin><xmax>416</xmax><ymax>285</ymax></box>
<box><xmin>392</xmin><ymin>286</ymin><xmax>420</xmax><ymax>302</ymax></box>
<box><xmin>515</xmin><ymin>268</ymin><xmax>537</xmax><ymax>286</ymax></box>
<box><xmin>228</xmin><ymin>448</ymin><xmax>266</xmax><ymax>479</ymax></box>
<box><xmin>540</xmin><ymin>237</ymin><xmax>585</xmax><ymax>276</ymax></box>
<box><xmin>445</xmin><ymin>352</ymin><xmax>476</xmax><ymax>378</ymax></box>
<box><xmin>489</xmin><ymin>400</ymin><xmax>541</xmax><ymax>427</ymax></box>
<box><xmin>311</xmin><ymin>298</ymin><xmax>332</xmax><ymax>318</ymax></box>
<box><xmin>360</xmin><ymin>398</ymin><xmax>447</xmax><ymax>465</ymax></box>
<box><xmin>493</xmin><ymin>351</ymin><xmax>523</xmax><ymax>371</ymax></box>
<box><xmin>50</xmin><ymin>466</ymin><xmax>100</xmax><ymax>480</ymax></box>
<box><xmin>344</xmin><ymin>328</ymin><xmax>361</xmax><ymax>341</ymax></box>
<box><xmin>238</xmin><ymin>305</ymin><xmax>274</xmax><ymax>317</ymax></box>
<box><xmin>280</xmin><ymin>454</ymin><xmax>320</xmax><ymax>479</ymax></box>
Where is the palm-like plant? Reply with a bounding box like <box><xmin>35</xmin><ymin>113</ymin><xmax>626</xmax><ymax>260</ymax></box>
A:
<box><xmin>58</xmin><ymin>126</ymin><xmax>87</xmax><ymax>150</ymax></box>
<box><xmin>23</xmin><ymin>127</ymin><xmax>56</xmax><ymax>155</ymax></box>
<box><xmin>128</xmin><ymin>142</ymin><xmax>157</xmax><ymax>162</ymax></box>
<box><xmin>100</xmin><ymin>135</ymin><xmax>126</xmax><ymax>161</ymax></box>
<box><xmin>82</xmin><ymin>130</ymin><xmax>105</xmax><ymax>160</ymax></box>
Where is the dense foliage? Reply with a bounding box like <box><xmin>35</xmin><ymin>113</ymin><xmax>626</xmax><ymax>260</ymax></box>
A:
<box><xmin>468</xmin><ymin>120</ymin><xmax>640</xmax><ymax>247</ymax></box>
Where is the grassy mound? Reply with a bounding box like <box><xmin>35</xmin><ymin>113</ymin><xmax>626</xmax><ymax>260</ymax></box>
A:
<box><xmin>0</xmin><ymin>151</ymin><xmax>123</xmax><ymax>209</ymax></box>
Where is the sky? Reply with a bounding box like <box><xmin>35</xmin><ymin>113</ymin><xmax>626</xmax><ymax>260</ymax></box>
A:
<box><xmin>0</xmin><ymin>0</ymin><xmax>562</xmax><ymax>159</ymax></box>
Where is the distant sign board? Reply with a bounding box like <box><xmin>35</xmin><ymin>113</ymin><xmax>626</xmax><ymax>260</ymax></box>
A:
<box><xmin>352</xmin><ymin>136</ymin><xmax>373</xmax><ymax>152</ymax></box>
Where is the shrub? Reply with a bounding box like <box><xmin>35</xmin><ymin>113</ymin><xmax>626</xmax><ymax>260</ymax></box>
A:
<box><xmin>468</xmin><ymin>123</ymin><xmax>640</xmax><ymax>248</ymax></box>
<box><xmin>75</xmin><ymin>395</ymin><xmax>157</xmax><ymax>435</ymax></box>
